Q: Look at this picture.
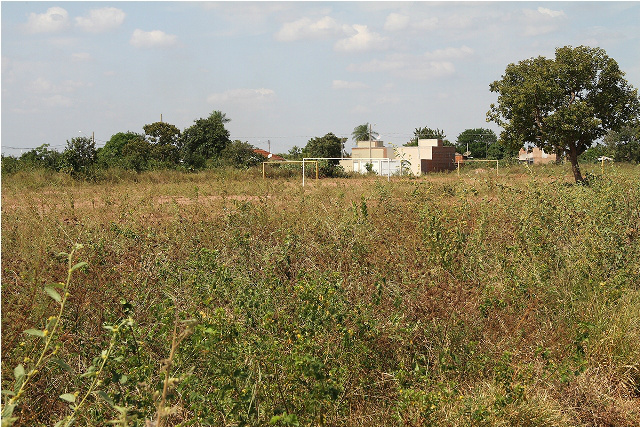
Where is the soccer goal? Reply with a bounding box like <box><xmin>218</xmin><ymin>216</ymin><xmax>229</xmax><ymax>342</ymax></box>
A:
<box><xmin>262</xmin><ymin>160</ymin><xmax>319</xmax><ymax>181</ymax></box>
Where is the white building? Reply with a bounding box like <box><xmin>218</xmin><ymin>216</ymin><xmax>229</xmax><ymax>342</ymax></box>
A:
<box><xmin>340</xmin><ymin>139</ymin><xmax>456</xmax><ymax>176</ymax></box>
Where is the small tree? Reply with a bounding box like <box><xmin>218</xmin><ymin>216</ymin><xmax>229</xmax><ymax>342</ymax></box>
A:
<box><xmin>488</xmin><ymin>45</ymin><xmax>640</xmax><ymax>182</ymax></box>
<box><xmin>285</xmin><ymin>146</ymin><xmax>303</xmax><ymax>160</ymax></box>
<box><xmin>218</xmin><ymin>141</ymin><xmax>266</xmax><ymax>168</ymax></box>
<box><xmin>62</xmin><ymin>136</ymin><xmax>97</xmax><ymax>176</ymax></box>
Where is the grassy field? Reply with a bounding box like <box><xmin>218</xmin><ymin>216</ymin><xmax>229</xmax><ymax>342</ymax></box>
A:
<box><xmin>2</xmin><ymin>163</ymin><xmax>639</xmax><ymax>426</ymax></box>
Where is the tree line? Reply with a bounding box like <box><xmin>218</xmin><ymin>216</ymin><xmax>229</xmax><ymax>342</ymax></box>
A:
<box><xmin>3</xmin><ymin>46</ymin><xmax>639</xmax><ymax>181</ymax></box>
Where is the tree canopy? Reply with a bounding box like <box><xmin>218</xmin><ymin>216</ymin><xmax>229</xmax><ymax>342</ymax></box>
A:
<box><xmin>605</xmin><ymin>125</ymin><xmax>640</xmax><ymax>163</ymax></box>
<box><xmin>62</xmin><ymin>136</ymin><xmax>97</xmax><ymax>176</ymax></box>
<box><xmin>304</xmin><ymin>133</ymin><xmax>343</xmax><ymax>161</ymax></box>
<box><xmin>455</xmin><ymin>128</ymin><xmax>497</xmax><ymax>158</ymax></box>
<box><xmin>404</xmin><ymin>126</ymin><xmax>446</xmax><ymax>146</ymax></box>
<box><xmin>487</xmin><ymin>45</ymin><xmax>640</xmax><ymax>182</ymax></box>
<box><xmin>352</xmin><ymin>123</ymin><xmax>378</xmax><ymax>143</ymax></box>
<box><xmin>181</xmin><ymin>111</ymin><xmax>232</xmax><ymax>167</ymax></box>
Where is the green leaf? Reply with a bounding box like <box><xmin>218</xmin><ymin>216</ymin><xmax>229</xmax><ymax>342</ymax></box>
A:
<box><xmin>96</xmin><ymin>390</ymin><xmax>114</xmax><ymax>407</ymax></box>
<box><xmin>44</xmin><ymin>286</ymin><xmax>62</xmax><ymax>302</ymax></box>
<box><xmin>50</xmin><ymin>358</ymin><xmax>72</xmax><ymax>372</ymax></box>
<box><xmin>70</xmin><ymin>262</ymin><xmax>88</xmax><ymax>273</ymax></box>
<box><xmin>24</xmin><ymin>329</ymin><xmax>45</xmax><ymax>337</ymax></box>
<box><xmin>13</xmin><ymin>364</ymin><xmax>25</xmax><ymax>381</ymax></box>
<box><xmin>1</xmin><ymin>403</ymin><xmax>17</xmax><ymax>426</ymax></box>
<box><xmin>1</xmin><ymin>390</ymin><xmax>16</xmax><ymax>397</ymax></box>
<box><xmin>60</xmin><ymin>393</ymin><xmax>76</xmax><ymax>403</ymax></box>
<box><xmin>80</xmin><ymin>366</ymin><xmax>96</xmax><ymax>378</ymax></box>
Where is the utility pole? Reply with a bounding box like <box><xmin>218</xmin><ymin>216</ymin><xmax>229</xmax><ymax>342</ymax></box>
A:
<box><xmin>268</xmin><ymin>139</ymin><xmax>271</xmax><ymax>155</ymax></box>
<box><xmin>368</xmin><ymin>123</ymin><xmax>372</xmax><ymax>163</ymax></box>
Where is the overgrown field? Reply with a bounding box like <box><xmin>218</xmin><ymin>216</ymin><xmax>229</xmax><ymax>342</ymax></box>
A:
<box><xmin>2</xmin><ymin>164</ymin><xmax>639</xmax><ymax>426</ymax></box>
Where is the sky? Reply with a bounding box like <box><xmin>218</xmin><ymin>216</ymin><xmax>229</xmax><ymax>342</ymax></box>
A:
<box><xmin>2</xmin><ymin>1</ymin><xmax>640</xmax><ymax>157</ymax></box>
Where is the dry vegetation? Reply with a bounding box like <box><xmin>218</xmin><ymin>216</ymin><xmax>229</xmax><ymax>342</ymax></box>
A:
<box><xmin>2</xmin><ymin>163</ymin><xmax>639</xmax><ymax>426</ymax></box>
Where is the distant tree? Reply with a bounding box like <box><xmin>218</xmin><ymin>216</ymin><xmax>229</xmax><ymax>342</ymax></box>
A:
<box><xmin>604</xmin><ymin>125</ymin><xmax>640</xmax><ymax>163</ymax></box>
<box><xmin>62</xmin><ymin>136</ymin><xmax>97</xmax><ymax>175</ymax></box>
<box><xmin>143</xmin><ymin>122</ymin><xmax>181</xmax><ymax>146</ymax></box>
<box><xmin>304</xmin><ymin>133</ymin><xmax>343</xmax><ymax>162</ymax></box>
<box><xmin>18</xmin><ymin>144</ymin><xmax>63</xmax><ymax>170</ymax></box>
<box><xmin>579</xmin><ymin>144</ymin><xmax>612</xmax><ymax>163</ymax></box>
<box><xmin>486</xmin><ymin>141</ymin><xmax>519</xmax><ymax>160</ymax></box>
<box><xmin>352</xmin><ymin>123</ymin><xmax>378</xmax><ymax>143</ymax></box>
<box><xmin>181</xmin><ymin>110</ymin><xmax>231</xmax><ymax>167</ymax></box>
<box><xmin>405</xmin><ymin>126</ymin><xmax>446</xmax><ymax>146</ymax></box>
<box><xmin>456</xmin><ymin>128</ymin><xmax>497</xmax><ymax>158</ymax></box>
<box><xmin>218</xmin><ymin>140</ymin><xmax>266</xmax><ymax>168</ymax></box>
<box><xmin>1</xmin><ymin>155</ymin><xmax>20</xmax><ymax>174</ymax></box>
<box><xmin>98</xmin><ymin>132</ymin><xmax>145</xmax><ymax>168</ymax></box>
<box><xmin>304</xmin><ymin>132</ymin><xmax>345</xmax><ymax>177</ymax></box>
<box><xmin>143</xmin><ymin>122</ymin><xmax>181</xmax><ymax>164</ymax></box>
<box><xmin>121</xmin><ymin>139</ymin><xmax>153</xmax><ymax>172</ymax></box>
<box><xmin>285</xmin><ymin>146</ymin><xmax>303</xmax><ymax>160</ymax></box>
<box><xmin>210</xmin><ymin>110</ymin><xmax>231</xmax><ymax>124</ymax></box>
<box><xmin>487</xmin><ymin>45</ymin><xmax>640</xmax><ymax>182</ymax></box>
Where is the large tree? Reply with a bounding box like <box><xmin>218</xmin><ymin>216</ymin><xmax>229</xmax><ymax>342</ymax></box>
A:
<box><xmin>181</xmin><ymin>111</ymin><xmax>232</xmax><ymax>167</ymax></box>
<box><xmin>487</xmin><ymin>45</ymin><xmax>640</xmax><ymax>182</ymax></box>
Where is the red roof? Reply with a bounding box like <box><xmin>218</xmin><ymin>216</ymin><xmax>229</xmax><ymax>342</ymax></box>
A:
<box><xmin>253</xmin><ymin>148</ymin><xmax>286</xmax><ymax>161</ymax></box>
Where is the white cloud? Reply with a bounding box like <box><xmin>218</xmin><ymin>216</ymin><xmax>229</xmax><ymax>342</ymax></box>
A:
<box><xmin>207</xmin><ymin>88</ymin><xmax>275</xmax><ymax>104</ymax></box>
<box><xmin>384</xmin><ymin>13</ymin><xmax>410</xmax><ymax>32</ymax></box>
<box><xmin>41</xmin><ymin>95</ymin><xmax>73</xmax><ymax>108</ymax></box>
<box><xmin>26</xmin><ymin>77</ymin><xmax>90</xmax><ymax>94</ymax></box>
<box><xmin>522</xmin><ymin>7</ymin><xmax>566</xmax><ymax>36</ymax></box>
<box><xmin>351</xmin><ymin>104</ymin><xmax>371</xmax><ymax>114</ymax></box>
<box><xmin>130</xmin><ymin>29</ymin><xmax>177</xmax><ymax>48</ymax></box>
<box><xmin>71</xmin><ymin>52</ymin><xmax>92</xmax><ymax>62</ymax></box>
<box><xmin>537</xmin><ymin>7</ymin><xmax>565</xmax><ymax>18</ymax></box>
<box><xmin>25</xmin><ymin>7</ymin><xmax>69</xmax><ymax>33</ymax></box>
<box><xmin>275</xmin><ymin>16</ymin><xmax>342</xmax><ymax>42</ymax></box>
<box><xmin>75</xmin><ymin>7</ymin><xmax>125</xmax><ymax>33</ymax></box>
<box><xmin>347</xmin><ymin>46</ymin><xmax>473</xmax><ymax>80</ymax></box>
<box><xmin>332</xmin><ymin>80</ymin><xmax>368</xmax><ymax>90</ymax></box>
<box><xmin>334</xmin><ymin>25</ymin><xmax>388</xmax><ymax>53</ymax></box>
<box><xmin>423</xmin><ymin>46</ymin><xmax>474</xmax><ymax>60</ymax></box>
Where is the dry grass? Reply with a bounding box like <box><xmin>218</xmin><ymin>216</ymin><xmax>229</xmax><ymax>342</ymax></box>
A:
<box><xmin>2</xmin><ymin>163</ymin><xmax>639</xmax><ymax>426</ymax></box>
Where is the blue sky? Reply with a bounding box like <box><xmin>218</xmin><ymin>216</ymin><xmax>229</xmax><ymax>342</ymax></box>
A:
<box><xmin>2</xmin><ymin>1</ymin><xmax>639</xmax><ymax>156</ymax></box>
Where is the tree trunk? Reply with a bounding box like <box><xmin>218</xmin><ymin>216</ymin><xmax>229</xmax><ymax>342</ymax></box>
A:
<box><xmin>568</xmin><ymin>143</ymin><xmax>584</xmax><ymax>183</ymax></box>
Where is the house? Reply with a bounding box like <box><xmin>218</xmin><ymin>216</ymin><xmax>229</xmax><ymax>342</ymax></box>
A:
<box><xmin>518</xmin><ymin>147</ymin><xmax>556</xmax><ymax>164</ymax></box>
<box><xmin>253</xmin><ymin>148</ymin><xmax>286</xmax><ymax>162</ymax></box>
<box><xmin>339</xmin><ymin>139</ymin><xmax>456</xmax><ymax>175</ymax></box>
